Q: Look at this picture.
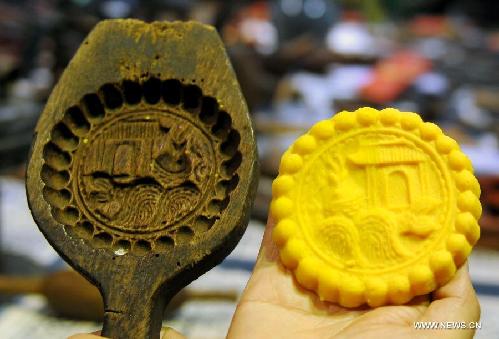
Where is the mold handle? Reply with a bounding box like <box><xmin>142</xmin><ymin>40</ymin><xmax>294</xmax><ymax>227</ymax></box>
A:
<box><xmin>101</xmin><ymin>281</ymin><xmax>168</xmax><ymax>339</ymax></box>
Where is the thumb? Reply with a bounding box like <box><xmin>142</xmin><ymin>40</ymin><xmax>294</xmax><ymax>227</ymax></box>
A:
<box><xmin>161</xmin><ymin>326</ymin><xmax>186</xmax><ymax>339</ymax></box>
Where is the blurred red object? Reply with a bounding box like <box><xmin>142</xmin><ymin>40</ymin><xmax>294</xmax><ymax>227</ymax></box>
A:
<box><xmin>480</xmin><ymin>176</ymin><xmax>499</xmax><ymax>213</ymax></box>
<box><xmin>360</xmin><ymin>51</ymin><xmax>431</xmax><ymax>104</ymax></box>
<box><xmin>409</xmin><ymin>16</ymin><xmax>450</xmax><ymax>37</ymax></box>
<box><xmin>477</xmin><ymin>175</ymin><xmax>499</xmax><ymax>248</ymax></box>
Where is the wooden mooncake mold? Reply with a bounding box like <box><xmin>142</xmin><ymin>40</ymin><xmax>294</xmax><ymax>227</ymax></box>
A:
<box><xmin>27</xmin><ymin>19</ymin><xmax>258</xmax><ymax>339</ymax></box>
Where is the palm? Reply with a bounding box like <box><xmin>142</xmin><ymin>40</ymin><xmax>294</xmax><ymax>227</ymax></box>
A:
<box><xmin>228</xmin><ymin>220</ymin><xmax>479</xmax><ymax>339</ymax></box>
<box><xmin>71</xmin><ymin>219</ymin><xmax>480</xmax><ymax>339</ymax></box>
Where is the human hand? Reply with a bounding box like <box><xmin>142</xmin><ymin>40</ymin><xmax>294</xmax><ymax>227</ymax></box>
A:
<box><xmin>227</xmin><ymin>218</ymin><xmax>480</xmax><ymax>339</ymax></box>
<box><xmin>68</xmin><ymin>327</ymin><xmax>185</xmax><ymax>339</ymax></box>
<box><xmin>70</xmin><ymin>218</ymin><xmax>480</xmax><ymax>339</ymax></box>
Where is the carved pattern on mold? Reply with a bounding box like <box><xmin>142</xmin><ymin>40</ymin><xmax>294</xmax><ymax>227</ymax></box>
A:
<box><xmin>41</xmin><ymin>78</ymin><xmax>242</xmax><ymax>253</ymax></box>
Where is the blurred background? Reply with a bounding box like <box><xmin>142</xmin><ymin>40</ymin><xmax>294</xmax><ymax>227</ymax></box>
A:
<box><xmin>0</xmin><ymin>0</ymin><xmax>498</xmax><ymax>338</ymax></box>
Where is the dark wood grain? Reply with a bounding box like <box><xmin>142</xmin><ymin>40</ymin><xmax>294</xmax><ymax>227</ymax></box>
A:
<box><xmin>26</xmin><ymin>19</ymin><xmax>258</xmax><ymax>339</ymax></box>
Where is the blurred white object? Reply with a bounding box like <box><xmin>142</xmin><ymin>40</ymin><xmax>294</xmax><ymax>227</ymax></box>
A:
<box><xmin>414</xmin><ymin>72</ymin><xmax>448</xmax><ymax>96</ymax></box>
<box><xmin>240</xmin><ymin>19</ymin><xmax>278</xmax><ymax>55</ymax></box>
<box><xmin>280</xmin><ymin>0</ymin><xmax>303</xmax><ymax>17</ymax></box>
<box><xmin>100</xmin><ymin>0</ymin><xmax>132</xmax><ymax>18</ymax></box>
<box><xmin>452</xmin><ymin>87</ymin><xmax>493</xmax><ymax>129</ymax></box>
<box><xmin>29</xmin><ymin>67</ymin><xmax>54</xmax><ymax>93</ymax></box>
<box><xmin>326</xmin><ymin>22</ymin><xmax>377</xmax><ymax>55</ymax></box>
<box><xmin>303</xmin><ymin>0</ymin><xmax>327</xmax><ymax>19</ymax></box>
<box><xmin>413</xmin><ymin>38</ymin><xmax>448</xmax><ymax>60</ymax></box>
<box><xmin>9</xmin><ymin>79</ymin><xmax>37</xmax><ymax>100</ymax></box>
<box><xmin>461</xmin><ymin>134</ymin><xmax>499</xmax><ymax>175</ymax></box>
<box><xmin>326</xmin><ymin>65</ymin><xmax>372</xmax><ymax>99</ymax></box>
<box><xmin>275</xmin><ymin>66</ymin><xmax>371</xmax><ymax>125</ymax></box>
<box><xmin>0</xmin><ymin>296</ymin><xmax>98</xmax><ymax>339</ymax></box>
<box><xmin>0</xmin><ymin>178</ymin><xmax>60</xmax><ymax>267</ymax></box>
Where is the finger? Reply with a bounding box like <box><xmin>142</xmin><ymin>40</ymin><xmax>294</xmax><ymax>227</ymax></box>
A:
<box><xmin>68</xmin><ymin>332</ymin><xmax>104</xmax><ymax>339</ymax></box>
<box><xmin>419</xmin><ymin>264</ymin><xmax>480</xmax><ymax>337</ymax></box>
<box><xmin>253</xmin><ymin>216</ymin><xmax>280</xmax><ymax>266</ymax></box>
<box><xmin>406</xmin><ymin>294</ymin><xmax>431</xmax><ymax>308</ymax></box>
<box><xmin>235</xmin><ymin>215</ymin><xmax>350</xmax><ymax>314</ymax></box>
<box><xmin>239</xmin><ymin>216</ymin><xmax>291</xmax><ymax>299</ymax></box>
<box><xmin>160</xmin><ymin>326</ymin><xmax>186</xmax><ymax>339</ymax></box>
<box><xmin>432</xmin><ymin>264</ymin><xmax>476</xmax><ymax>300</ymax></box>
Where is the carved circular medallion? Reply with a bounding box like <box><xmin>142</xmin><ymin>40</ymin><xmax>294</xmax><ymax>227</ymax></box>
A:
<box><xmin>271</xmin><ymin>107</ymin><xmax>481</xmax><ymax>307</ymax></box>
<box><xmin>75</xmin><ymin>110</ymin><xmax>215</xmax><ymax>233</ymax></box>
<box><xmin>41</xmin><ymin>78</ymin><xmax>242</xmax><ymax>254</ymax></box>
